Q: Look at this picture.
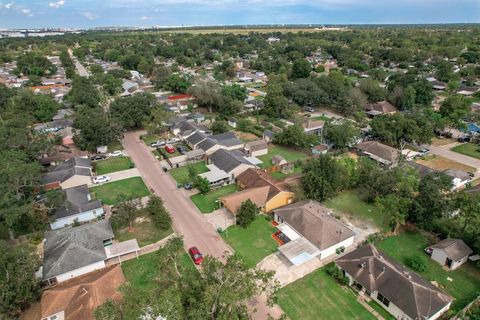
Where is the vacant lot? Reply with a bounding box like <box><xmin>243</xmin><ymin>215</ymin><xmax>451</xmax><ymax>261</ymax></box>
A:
<box><xmin>113</xmin><ymin>212</ymin><xmax>173</xmax><ymax>247</ymax></box>
<box><xmin>376</xmin><ymin>231</ymin><xmax>480</xmax><ymax>312</ymax></box>
<box><xmin>416</xmin><ymin>155</ymin><xmax>476</xmax><ymax>173</ymax></box>
<box><xmin>190</xmin><ymin>184</ymin><xmax>238</xmax><ymax>213</ymax></box>
<box><xmin>91</xmin><ymin>177</ymin><xmax>150</xmax><ymax>205</ymax></box>
<box><xmin>258</xmin><ymin>145</ymin><xmax>308</xmax><ymax>168</ymax></box>
<box><xmin>278</xmin><ymin>267</ymin><xmax>376</xmax><ymax>320</ymax></box>
<box><xmin>324</xmin><ymin>190</ymin><xmax>388</xmax><ymax>232</ymax></box>
<box><xmin>451</xmin><ymin>143</ymin><xmax>480</xmax><ymax>159</ymax></box>
<box><xmin>169</xmin><ymin>161</ymin><xmax>209</xmax><ymax>185</ymax></box>
<box><xmin>94</xmin><ymin>156</ymin><xmax>133</xmax><ymax>175</ymax></box>
<box><xmin>221</xmin><ymin>215</ymin><xmax>277</xmax><ymax>267</ymax></box>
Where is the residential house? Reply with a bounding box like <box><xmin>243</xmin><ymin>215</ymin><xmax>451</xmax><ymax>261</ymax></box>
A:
<box><xmin>365</xmin><ymin>100</ymin><xmax>397</xmax><ymax>117</ymax></box>
<box><xmin>244</xmin><ymin>140</ymin><xmax>268</xmax><ymax>157</ymax></box>
<box><xmin>196</xmin><ymin>132</ymin><xmax>244</xmax><ymax>156</ymax></box>
<box><xmin>185</xmin><ymin>131</ymin><xmax>210</xmax><ymax>149</ymax></box>
<box><xmin>42</xmin><ymin>220</ymin><xmax>139</xmax><ymax>286</ymax></box>
<box><xmin>170</xmin><ymin>119</ymin><xmax>210</xmax><ymax>138</ymax></box>
<box><xmin>42</xmin><ymin>157</ymin><xmax>93</xmax><ymax>190</ymax></box>
<box><xmin>273</xmin><ymin>200</ymin><xmax>355</xmax><ymax>266</ymax></box>
<box><xmin>263</xmin><ymin>129</ymin><xmax>275</xmax><ymax>142</ymax></box>
<box><xmin>444</xmin><ymin>169</ymin><xmax>472</xmax><ymax>190</ymax></box>
<box><xmin>50</xmin><ymin>184</ymin><xmax>104</xmax><ymax>230</ymax></box>
<box><xmin>219</xmin><ymin>169</ymin><xmax>294</xmax><ymax>214</ymax></box>
<box><xmin>336</xmin><ymin>244</ymin><xmax>453</xmax><ymax>320</ymax></box>
<box><xmin>272</xmin><ymin>154</ymin><xmax>287</xmax><ymax>166</ymax></box>
<box><xmin>429</xmin><ymin>238</ymin><xmax>473</xmax><ymax>270</ymax></box>
<box><xmin>311</xmin><ymin>144</ymin><xmax>329</xmax><ymax>156</ymax></box>
<box><xmin>204</xmin><ymin>149</ymin><xmax>254</xmax><ymax>183</ymax></box>
<box><xmin>228</xmin><ymin>117</ymin><xmax>237</xmax><ymax>128</ymax></box>
<box><xmin>41</xmin><ymin>265</ymin><xmax>125</xmax><ymax>320</ymax></box>
<box><xmin>356</xmin><ymin>141</ymin><xmax>400</xmax><ymax>167</ymax></box>
<box><xmin>122</xmin><ymin>80</ymin><xmax>138</xmax><ymax>94</ymax></box>
<box><xmin>303</xmin><ymin>118</ymin><xmax>324</xmax><ymax>136</ymax></box>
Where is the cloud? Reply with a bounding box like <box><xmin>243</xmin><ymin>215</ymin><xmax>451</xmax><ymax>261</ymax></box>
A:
<box><xmin>0</xmin><ymin>2</ymin><xmax>33</xmax><ymax>16</ymax></box>
<box><xmin>5</xmin><ymin>1</ymin><xmax>14</xmax><ymax>9</ymax></box>
<box><xmin>49</xmin><ymin>0</ymin><xmax>65</xmax><ymax>9</ymax></box>
<box><xmin>80</xmin><ymin>11</ymin><xmax>98</xmax><ymax>20</ymax></box>
<box><xmin>140</xmin><ymin>16</ymin><xmax>149</xmax><ymax>20</ymax></box>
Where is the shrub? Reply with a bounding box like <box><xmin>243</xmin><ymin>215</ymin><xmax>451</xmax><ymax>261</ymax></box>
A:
<box><xmin>326</xmin><ymin>263</ymin><xmax>349</xmax><ymax>286</ymax></box>
<box><xmin>406</xmin><ymin>255</ymin><xmax>428</xmax><ymax>272</ymax></box>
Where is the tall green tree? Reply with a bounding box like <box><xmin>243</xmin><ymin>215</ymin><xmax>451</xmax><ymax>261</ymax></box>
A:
<box><xmin>236</xmin><ymin>199</ymin><xmax>259</xmax><ymax>228</ymax></box>
<box><xmin>146</xmin><ymin>195</ymin><xmax>172</xmax><ymax>231</ymax></box>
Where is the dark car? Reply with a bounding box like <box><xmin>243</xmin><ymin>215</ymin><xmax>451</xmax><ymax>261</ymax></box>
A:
<box><xmin>90</xmin><ymin>154</ymin><xmax>107</xmax><ymax>161</ymax></box>
<box><xmin>188</xmin><ymin>246</ymin><xmax>204</xmax><ymax>265</ymax></box>
<box><xmin>458</xmin><ymin>135</ymin><xmax>471</xmax><ymax>143</ymax></box>
<box><xmin>184</xmin><ymin>182</ymin><xmax>193</xmax><ymax>190</ymax></box>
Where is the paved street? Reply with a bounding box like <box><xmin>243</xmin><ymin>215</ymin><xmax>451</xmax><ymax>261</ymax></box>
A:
<box><xmin>428</xmin><ymin>143</ymin><xmax>480</xmax><ymax>176</ymax></box>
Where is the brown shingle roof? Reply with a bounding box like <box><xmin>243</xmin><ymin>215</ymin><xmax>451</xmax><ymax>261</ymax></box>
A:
<box><xmin>431</xmin><ymin>238</ymin><xmax>473</xmax><ymax>261</ymax></box>
<box><xmin>356</xmin><ymin>141</ymin><xmax>400</xmax><ymax>165</ymax></box>
<box><xmin>245</xmin><ymin>140</ymin><xmax>268</xmax><ymax>152</ymax></box>
<box><xmin>274</xmin><ymin>200</ymin><xmax>354</xmax><ymax>250</ymax></box>
<box><xmin>336</xmin><ymin>244</ymin><xmax>452</xmax><ymax>320</ymax></box>
<box><xmin>41</xmin><ymin>265</ymin><xmax>125</xmax><ymax>320</ymax></box>
<box><xmin>367</xmin><ymin>100</ymin><xmax>397</xmax><ymax>114</ymax></box>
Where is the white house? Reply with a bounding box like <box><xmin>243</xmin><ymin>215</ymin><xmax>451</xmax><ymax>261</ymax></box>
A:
<box><xmin>336</xmin><ymin>244</ymin><xmax>453</xmax><ymax>320</ymax></box>
<box><xmin>273</xmin><ymin>200</ymin><xmax>355</xmax><ymax>266</ymax></box>
<box><xmin>429</xmin><ymin>238</ymin><xmax>473</xmax><ymax>270</ymax></box>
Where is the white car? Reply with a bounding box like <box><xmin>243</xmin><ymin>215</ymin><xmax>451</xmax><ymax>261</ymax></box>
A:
<box><xmin>92</xmin><ymin>175</ymin><xmax>110</xmax><ymax>184</ymax></box>
<box><xmin>109</xmin><ymin>150</ymin><xmax>123</xmax><ymax>157</ymax></box>
<box><xmin>151</xmin><ymin>140</ymin><xmax>166</xmax><ymax>148</ymax></box>
<box><xmin>167</xmin><ymin>137</ymin><xmax>180</xmax><ymax>144</ymax></box>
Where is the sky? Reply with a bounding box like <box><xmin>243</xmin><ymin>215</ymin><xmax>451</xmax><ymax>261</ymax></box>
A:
<box><xmin>0</xmin><ymin>0</ymin><xmax>478</xmax><ymax>29</ymax></box>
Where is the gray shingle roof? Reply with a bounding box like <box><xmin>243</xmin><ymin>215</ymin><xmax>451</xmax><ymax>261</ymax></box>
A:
<box><xmin>186</xmin><ymin>131</ymin><xmax>209</xmax><ymax>146</ymax></box>
<box><xmin>43</xmin><ymin>220</ymin><xmax>114</xmax><ymax>280</ymax></box>
<box><xmin>431</xmin><ymin>238</ymin><xmax>473</xmax><ymax>261</ymax></box>
<box><xmin>42</xmin><ymin>158</ymin><xmax>92</xmax><ymax>184</ymax></box>
<box><xmin>336</xmin><ymin>244</ymin><xmax>453</xmax><ymax>320</ymax></box>
<box><xmin>54</xmin><ymin>184</ymin><xmax>102</xmax><ymax>220</ymax></box>
<box><xmin>210</xmin><ymin>149</ymin><xmax>251</xmax><ymax>173</ymax></box>
<box><xmin>198</xmin><ymin>138</ymin><xmax>217</xmax><ymax>152</ymax></box>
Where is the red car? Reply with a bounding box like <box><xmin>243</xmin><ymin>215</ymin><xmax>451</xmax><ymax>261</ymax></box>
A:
<box><xmin>188</xmin><ymin>246</ymin><xmax>204</xmax><ymax>265</ymax></box>
<box><xmin>164</xmin><ymin>144</ymin><xmax>175</xmax><ymax>154</ymax></box>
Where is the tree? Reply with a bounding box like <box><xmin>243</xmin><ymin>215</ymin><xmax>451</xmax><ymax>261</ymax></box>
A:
<box><xmin>15</xmin><ymin>52</ymin><xmax>56</xmax><ymax>77</ymax></box>
<box><xmin>323</xmin><ymin>119</ymin><xmax>360</xmax><ymax>150</ymax></box>
<box><xmin>263</xmin><ymin>76</ymin><xmax>291</xmax><ymax>117</ymax></box>
<box><xmin>194</xmin><ymin>176</ymin><xmax>210</xmax><ymax>195</ymax></box>
<box><xmin>32</xmin><ymin>94</ymin><xmax>60</xmax><ymax>122</ymax></box>
<box><xmin>67</xmin><ymin>77</ymin><xmax>101</xmax><ymax>108</ymax></box>
<box><xmin>145</xmin><ymin>106</ymin><xmax>172</xmax><ymax>134</ymax></box>
<box><xmin>376</xmin><ymin>194</ymin><xmax>410</xmax><ymax>234</ymax></box>
<box><xmin>163</xmin><ymin>74</ymin><xmax>191</xmax><ymax>93</ymax></box>
<box><xmin>0</xmin><ymin>241</ymin><xmax>40</xmax><ymax>317</ymax></box>
<box><xmin>236</xmin><ymin>199</ymin><xmax>259</xmax><ymax>228</ymax></box>
<box><xmin>111</xmin><ymin>93</ymin><xmax>157</xmax><ymax>129</ymax></box>
<box><xmin>211</xmin><ymin>120</ymin><xmax>229</xmax><ymax>134</ymax></box>
<box><xmin>359</xmin><ymin>78</ymin><xmax>386</xmax><ymax>102</ymax></box>
<box><xmin>187</xmin><ymin>79</ymin><xmax>224</xmax><ymax>113</ymax></box>
<box><xmin>273</xmin><ymin>125</ymin><xmax>316</xmax><ymax>149</ymax></box>
<box><xmin>146</xmin><ymin>195</ymin><xmax>172</xmax><ymax>230</ymax></box>
<box><xmin>111</xmin><ymin>197</ymin><xmax>141</xmax><ymax>230</ymax></box>
<box><xmin>221</xmin><ymin>84</ymin><xmax>247</xmax><ymax>102</ymax></box>
<box><xmin>439</xmin><ymin>95</ymin><xmax>470</xmax><ymax>129</ymax></box>
<box><xmin>290</xmin><ymin>59</ymin><xmax>311</xmax><ymax>80</ymax></box>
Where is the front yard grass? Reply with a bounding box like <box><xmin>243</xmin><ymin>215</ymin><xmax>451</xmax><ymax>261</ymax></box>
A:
<box><xmin>451</xmin><ymin>143</ymin><xmax>480</xmax><ymax>159</ymax></box>
<box><xmin>190</xmin><ymin>184</ymin><xmax>238</xmax><ymax>213</ymax></box>
<box><xmin>107</xmin><ymin>139</ymin><xmax>123</xmax><ymax>152</ymax></box>
<box><xmin>367</xmin><ymin>300</ymin><xmax>395</xmax><ymax>320</ymax></box>
<box><xmin>269</xmin><ymin>166</ymin><xmax>302</xmax><ymax>180</ymax></box>
<box><xmin>169</xmin><ymin>162</ymin><xmax>209</xmax><ymax>185</ymax></box>
<box><xmin>91</xmin><ymin>177</ymin><xmax>150</xmax><ymax>206</ymax></box>
<box><xmin>141</xmin><ymin>133</ymin><xmax>164</xmax><ymax>146</ymax></box>
<box><xmin>278</xmin><ymin>267</ymin><xmax>377</xmax><ymax>320</ymax></box>
<box><xmin>375</xmin><ymin>230</ymin><xmax>480</xmax><ymax>313</ymax></box>
<box><xmin>416</xmin><ymin>155</ymin><xmax>476</xmax><ymax>173</ymax></box>
<box><xmin>257</xmin><ymin>145</ymin><xmax>308</xmax><ymax>168</ymax></box>
<box><xmin>113</xmin><ymin>211</ymin><xmax>173</xmax><ymax>247</ymax></box>
<box><xmin>324</xmin><ymin>190</ymin><xmax>389</xmax><ymax>231</ymax></box>
<box><xmin>94</xmin><ymin>156</ymin><xmax>133</xmax><ymax>175</ymax></box>
<box><xmin>221</xmin><ymin>215</ymin><xmax>277</xmax><ymax>268</ymax></box>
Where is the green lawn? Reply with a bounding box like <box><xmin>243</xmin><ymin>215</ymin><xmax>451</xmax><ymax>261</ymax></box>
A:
<box><xmin>278</xmin><ymin>267</ymin><xmax>377</xmax><ymax>320</ymax></box>
<box><xmin>324</xmin><ymin>190</ymin><xmax>389</xmax><ymax>231</ymax></box>
<box><xmin>91</xmin><ymin>177</ymin><xmax>150</xmax><ymax>205</ymax></box>
<box><xmin>367</xmin><ymin>300</ymin><xmax>395</xmax><ymax>320</ymax></box>
<box><xmin>170</xmin><ymin>162</ymin><xmax>209</xmax><ymax>185</ymax></box>
<box><xmin>451</xmin><ymin>143</ymin><xmax>480</xmax><ymax>159</ymax></box>
<box><xmin>141</xmin><ymin>133</ymin><xmax>163</xmax><ymax>146</ymax></box>
<box><xmin>107</xmin><ymin>139</ymin><xmax>123</xmax><ymax>152</ymax></box>
<box><xmin>257</xmin><ymin>145</ymin><xmax>308</xmax><ymax>169</ymax></box>
<box><xmin>376</xmin><ymin>231</ymin><xmax>480</xmax><ymax>313</ymax></box>
<box><xmin>113</xmin><ymin>211</ymin><xmax>173</xmax><ymax>247</ymax></box>
<box><xmin>94</xmin><ymin>156</ymin><xmax>134</xmax><ymax>175</ymax></box>
<box><xmin>221</xmin><ymin>215</ymin><xmax>277</xmax><ymax>267</ymax></box>
<box><xmin>190</xmin><ymin>184</ymin><xmax>239</xmax><ymax>213</ymax></box>
<box><xmin>122</xmin><ymin>251</ymin><xmax>196</xmax><ymax>292</ymax></box>
<box><xmin>269</xmin><ymin>166</ymin><xmax>302</xmax><ymax>180</ymax></box>
<box><xmin>311</xmin><ymin>115</ymin><xmax>330</xmax><ymax>121</ymax></box>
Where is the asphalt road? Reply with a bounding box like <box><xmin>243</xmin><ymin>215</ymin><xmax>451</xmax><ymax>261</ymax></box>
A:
<box><xmin>428</xmin><ymin>143</ymin><xmax>480</xmax><ymax>176</ymax></box>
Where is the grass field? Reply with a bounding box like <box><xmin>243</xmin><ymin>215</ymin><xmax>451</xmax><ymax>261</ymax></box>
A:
<box><xmin>190</xmin><ymin>184</ymin><xmax>238</xmax><ymax>213</ymax></box>
<box><xmin>141</xmin><ymin>133</ymin><xmax>164</xmax><ymax>146</ymax></box>
<box><xmin>451</xmin><ymin>143</ymin><xmax>480</xmax><ymax>159</ymax></box>
<box><xmin>258</xmin><ymin>145</ymin><xmax>308</xmax><ymax>168</ymax></box>
<box><xmin>113</xmin><ymin>212</ymin><xmax>173</xmax><ymax>247</ymax></box>
<box><xmin>91</xmin><ymin>177</ymin><xmax>150</xmax><ymax>205</ymax></box>
<box><xmin>221</xmin><ymin>215</ymin><xmax>277</xmax><ymax>267</ymax></box>
<box><xmin>107</xmin><ymin>140</ymin><xmax>123</xmax><ymax>152</ymax></box>
<box><xmin>416</xmin><ymin>155</ymin><xmax>476</xmax><ymax>173</ymax></box>
<box><xmin>367</xmin><ymin>300</ymin><xmax>395</xmax><ymax>320</ymax></box>
<box><xmin>269</xmin><ymin>166</ymin><xmax>302</xmax><ymax>180</ymax></box>
<box><xmin>376</xmin><ymin>231</ymin><xmax>480</xmax><ymax>313</ymax></box>
<box><xmin>324</xmin><ymin>190</ymin><xmax>389</xmax><ymax>231</ymax></box>
<box><xmin>278</xmin><ymin>267</ymin><xmax>376</xmax><ymax>320</ymax></box>
<box><xmin>94</xmin><ymin>156</ymin><xmax>133</xmax><ymax>175</ymax></box>
<box><xmin>169</xmin><ymin>162</ymin><xmax>209</xmax><ymax>185</ymax></box>
<box><xmin>311</xmin><ymin>115</ymin><xmax>330</xmax><ymax>121</ymax></box>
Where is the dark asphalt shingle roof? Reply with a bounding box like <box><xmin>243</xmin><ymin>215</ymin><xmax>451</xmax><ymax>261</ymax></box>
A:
<box><xmin>54</xmin><ymin>185</ymin><xmax>102</xmax><ymax>220</ymax></box>
<box><xmin>186</xmin><ymin>132</ymin><xmax>209</xmax><ymax>146</ymax></box>
<box><xmin>210</xmin><ymin>149</ymin><xmax>251</xmax><ymax>173</ymax></box>
<box><xmin>42</xmin><ymin>158</ymin><xmax>92</xmax><ymax>184</ymax></box>
<box><xmin>198</xmin><ymin>138</ymin><xmax>217</xmax><ymax>152</ymax></box>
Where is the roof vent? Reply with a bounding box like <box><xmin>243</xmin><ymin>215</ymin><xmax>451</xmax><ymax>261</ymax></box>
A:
<box><xmin>360</xmin><ymin>262</ymin><xmax>367</xmax><ymax>269</ymax></box>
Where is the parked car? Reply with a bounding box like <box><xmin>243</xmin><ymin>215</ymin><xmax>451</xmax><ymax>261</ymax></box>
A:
<box><xmin>419</xmin><ymin>148</ymin><xmax>430</xmax><ymax>156</ymax></box>
<box><xmin>305</xmin><ymin>106</ymin><xmax>315</xmax><ymax>113</ymax></box>
<box><xmin>188</xmin><ymin>246</ymin><xmax>204</xmax><ymax>265</ymax></box>
<box><xmin>150</xmin><ymin>140</ymin><xmax>166</xmax><ymax>148</ymax></box>
<box><xmin>109</xmin><ymin>150</ymin><xmax>123</xmax><ymax>157</ymax></box>
<box><xmin>167</xmin><ymin>137</ymin><xmax>180</xmax><ymax>144</ymax></box>
<box><xmin>177</xmin><ymin>145</ymin><xmax>187</xmax><ymax>155</ymax></box>
<box><xmin>458</xmin><ymin>135</ymin><xmax>471</xmax><ymax>143</ymax></box>
<box><xmin>90</xmin><ymin>154</ymin><xmax>107</xmax><ymax>161</ymax></box>
<box><xmin>164</xmin><ymin>144</ymin><xmax>175</xmax><ymax>154</ymax></box>
<box><xmin>184</xmin><ymin>182</ymin><xmax>193</xmax><ymax>190</ymax></box>
<box><xmin>43</xmin><ymin>126</ymin><xmax>62</xmax><ymax>133</ymax></box>
<box><xmin>92</xmin><ymin>175</ymin><xmax>110</xmax><ymax>184</ymax></box>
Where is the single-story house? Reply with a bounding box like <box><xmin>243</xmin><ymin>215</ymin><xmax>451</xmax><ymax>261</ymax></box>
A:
<box><xmin>311</xmin><ymin>144</ymin><xmax>329</xmax><ymax>156</ymax></box>
<box><xmin>50</xmin><ymin>184</ymin><xmax>104</xmax><ymax>230</ymax></box>
<box><xmin>122</xmin><ymin>80</ymin><xmax>138</xmax><ymax>93</ymax></box>
<box><xmin>272</xmin><ymin>154</ymin><xmax>287</xmax><ymax>166</ymax></box>
<box><xmin>429</xmin><ymin>238</ymin><xmax>473</xmax><ymax>270</ymax></box>
<box><xmin>170</xmin><ymin>119</ymin><xmax>210</xmax><ymax>138</ymax></box>
<box><xmin>336</xmin><ymin>244</ymin><xmax>453</xmax><ymax>320</ymax></box>
<box><xmin>356</xmin><ymin>141</ymin><xmax>400</xmax><ymax>167</ymax></box>
<box><xmin>42</xmin><ymin>157</ymin><xmax>93</xmax><ymax>190</ymax></box>
<box><xmin>197</xmin><ymin>132</ymin><xmax>244</xmax><ymax>155</ymax></box>
<box><xmin>263</xmin><ymin>129</ymin><xmax>275</xmax><ymax>142</ymax></box>
<box><xmin>219</xmin><ymin>169</ymin><xmax>294</xmax><ymax>214</ymax></box>
<box><xmin>365</xmin><ymin>100</ymin><xmax>397</xmax><ymax>117</ymax></box>
<box><xmin>41</xmin><ymin>265</ymin><xmax>125</xmax><ymax>320</ymax></box>
<box><xmin>244</xmin><ymin>140</ymin><xmax>268</xmax><ymax>157</ymax></box>
<box><xmin>303</xmin><ymin>119</ymin><xmax>324</xmax><ymax>136</ymax></box>
<box><xmin>273</xmin><ymin>200</ymin><xmax>355</xmax><ymax>266</ymax></box>
<box><xmin>185</xmin><ymin>131</ymin><xmax>210</xmax><ymax>149</ymax></box>
<box><xmin>444</xmin><ymin>169</ymin><xmax>472</xmax><ymax>190</ymax></box>
<box><xmin>228</xmin><ymin>117</ymin><xmax>237</xmax><ymax>128</ymax></box>
<box><xmin>207</xmin><ymin>149</ymin><xmax>254</xmax><ymax>183</ymax></box>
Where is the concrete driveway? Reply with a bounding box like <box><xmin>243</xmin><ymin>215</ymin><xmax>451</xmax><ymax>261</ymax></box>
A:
<box><xmin>88</xmin><ymin>168</ymin><xmax>140</xmax><ymax>187</ymax></box>
<box><xmin>205</xmin><ymin>208</ymin><xmax>235</xmax><ymax>231</ymax></box>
